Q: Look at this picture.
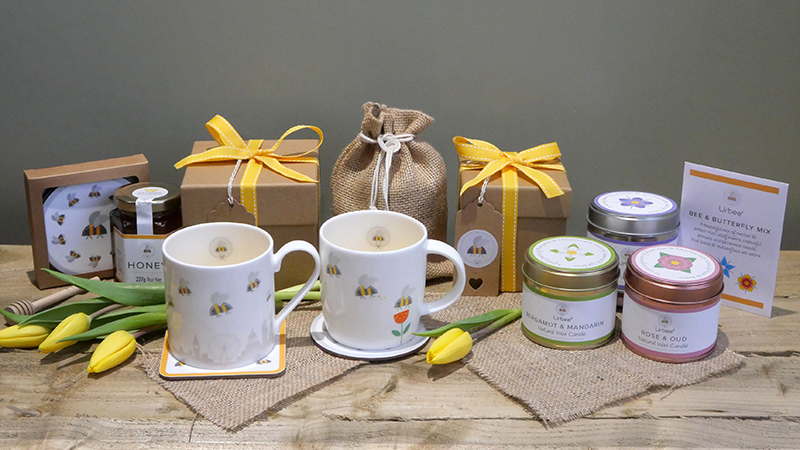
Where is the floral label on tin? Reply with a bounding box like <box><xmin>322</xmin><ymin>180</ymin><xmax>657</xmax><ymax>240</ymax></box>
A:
<box><xmin>530</xmin><ymin>237</ymin><xmax>614</xmax><ymax>271</ymax></box>
<box><xmin>594</xmin><ymin>191</ymin><xmax>677</xmax><ymax>216</ymax></box>
<box><xmin>631</xmin><ymin>245</ymin><xmax>719</xmax><ymax>283</ymax></box>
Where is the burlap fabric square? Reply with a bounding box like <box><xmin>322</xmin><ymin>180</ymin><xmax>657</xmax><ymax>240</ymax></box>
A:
<box><xmin>424</xmin><ymin>292</ymin><xmax>745</xmax><ymax>426</ymax></box>
<box><xmin>138</xmin><ymin>305</ymin><xmax>365</xmax><ymax>431</ymax></box>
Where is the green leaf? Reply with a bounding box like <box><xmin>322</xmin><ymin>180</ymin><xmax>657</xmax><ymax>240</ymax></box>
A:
<box><xmin>18</xmin><ymin>298</ymin><xmax>117</xmax><ymax>326</ymax></box>
<box><xmin>550</xmin><ymin>249</ymin><xmax>559</xmax><ymax>253</ymax></box>
<box><xmin>391</xmin><ymin>330</ymin><xmax>401</xmax><ymax>336</ymax></box>
<box><xmin>687</xmin><ymin>257</ymin><xmax>696</xmax><ymax>262</ymax></box>
<box><xmin>91</xmin><ymin>304</ymin><xmax>167</xmax><ymax>328</ymax></box>
<box><xmin>59</xmin><ymin>312</ymin><xmax>167</xmax><ymax>342</ymax></box>
<box><xmin>43</xmin><ymin>269</ymin><xmax>164</xmax><ymax>306</ymax></box>
<box><xmin>565</xmin><ymin>257</ymin><xmax>575</xmax><ymax>262</ymax></box>
<box><xmin>660</xmin><ymin>253</ymin><xmax>669</xmax><ymax>257</ymax></box>
<box><xmin>403</xmin><ymin>323</ymin><xmax>411</xmax><ymax>334</ymax></box>
<box><xmin>414</xmin><ymin>308</ymin><xmax>520</xmax><ymax>337</ymax></box>
<box><xmin>0</xmin><ymin>308</ymin><xmax>28</xmax><ymax>325</ymax></box>
<box><xmin>568</xmin><ymin>244</ymin><xmax>579</xmax><ymax>249</ymax></box>
<box><xmin>654</xmin><ymin>263</ymin><xmax>664</xmax><ymax>269</ymax></box>
<box><xmin>585</xmin><ymin>252</ymin><xmax>594</xmax><ymax>256</ymax></box>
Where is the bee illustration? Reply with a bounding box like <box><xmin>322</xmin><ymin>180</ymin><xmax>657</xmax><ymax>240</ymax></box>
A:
<box><xmin>141</xmin><ymin>244</ymin><xmax>154</xmax><ymax>255</ymax></box>
<box><xmin>209</xmin><ymin>292</ymin><xmax>233</xmax><ymax>317</ymax></box>
<box><xmin>52</xmin><ymin>212</ymin><xmax>65</xmax><ymax>226</ymax></box>
<box><xmin>215</xmin><ymin>245</ymin><xmax>228</xmax><ymax>257</ymax></box>
<box><xmin>174</xmin><ymin>361</ymin><xmax>185</xmax><ymax>367</ymax></box>
<box><xmin>326</xmin><ymin>255</ymin><xmax>342</xmax><ymax>277</ymax></box>
<box><xmin>178</xmin><ymin>278</ymin><xmax>191</xmax><ymax>296</ymax></box>
<box><xmin>373</xmin><ymin>235</ymin><xmax>384</xmax><ymax>243</ymax></box>
<box><xmin>51</xmin><ymin>234</ymin><xmax>66</xmax><ymax>245</ymax></box>
<box><xmin>367</xmin><ymin>227</ymin><xmax>389</xmax><ymax>249</ymax></box>
<box><xmin>66</xmin><ymin>250</ymin><xmax>81</xmax><ymax>262</ymax></box>
<box><xmin>394</xmin><ymin>286</ymin><xmax>414</xmax><ymax>309</ymax></box>
<box><xmin>355</xmin><ymin>274</ymin><xmax>378</xmax><ymax>298</ymax></box>
<box><xmin>256</xmin><ymin>359</ymin><xmax>271</xmax><ymax>365</ymax></box>
<box><xmin>67</xmin><ymin>193</ymin><xmax>79</xmax><ymax>207</ymax></box>
<box><xmin>467</xmin><ymin>236</ymin><xmax>487</xmax><ymax>255</ymax></box>
<box><xmin>82</xmin><ymin>211</ymin><xmax>109</xmax><ymax>239</ymax></box>
<box><xmin>88</xmin><ymin>185</ymin><xmax>101</xmax><ymax>198</ymax></box>
<box><xmin>247</xmin><ymin>272</ymin><xmax>261</xmax><ymax>292</ymax></box>
<box><xmin>88</xmin><ymin>255</ymin><xmax>101</xmax><ymax>268</ymax></box>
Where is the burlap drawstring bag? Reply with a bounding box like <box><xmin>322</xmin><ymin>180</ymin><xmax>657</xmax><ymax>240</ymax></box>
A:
<box><xmin>332</xmin><ymin>102</ymin><xmax>452</xmax><ymax>278</ymax></box>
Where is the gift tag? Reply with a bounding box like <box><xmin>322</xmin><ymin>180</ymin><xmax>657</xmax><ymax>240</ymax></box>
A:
<box><xmin>206</xmin><ymin>200</ymin><xmax>257</xmax><ymax>226</ymax></box>
<box><xmin>454</xmin><ymin>199</ymin><xmax>502</xmax><ymax>296</ymax></box>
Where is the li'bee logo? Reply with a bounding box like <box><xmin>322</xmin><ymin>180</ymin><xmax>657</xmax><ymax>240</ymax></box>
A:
<box><xmin>367</xmin><ymin>227</ymin><xmax>389</xmax><ymax>249</ymax></box>
<box><xmin>82</xmin><ymin>211</ymin><xmax>108</xmax><ymax>239</ymax></box>
<box><xmin>67</xmin><ymin>193</ymin><xmax>79</xmax><ymax>207</ymax></box>
<box><xmin>326</xmin><ymin>254</ymin><xmax>342</xmax><ymax>277</ymax></box>
<box><xmin>659</xmin><ymin>315</ymin><xmax>672</xmax><ymax>327</ymax></box>
<box><xmin>467</xmin><ymin>235</ymin><xmax>487</xmax><ymax>255</ymax></box>
<box><xmin>247</xmin><ymin>272</ymin><xmax>261</xmax><ymax>292</ymax></box>
<box><xmin>355</xmin><ymin>274</ymin><xmax>378</xmax><ymax>298</ymax></box>
<box><xmin>140</xmin><ymin>243</ymin><xmax>155</xmax><ymax>257</ymax></box>
<box><xmin>209</xmin><ymin>292</ymin><xmax>233</xmax><ymax>317</ymax></box>
<box><xmin>209</xmin><ymin>238</ymin><xmax>232</xmax><ymax>260</ymax></box>
<box><xmin>556</xmin><ymin>303</ymin><xmax>570</xmax><ymax>316</ymax></box>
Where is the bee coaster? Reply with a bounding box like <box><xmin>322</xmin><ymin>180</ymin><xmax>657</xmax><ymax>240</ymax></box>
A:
<box><xmin>158</xmin><ymin>325</ymin><xmax>286</xmax><ymax>379</ymax></box>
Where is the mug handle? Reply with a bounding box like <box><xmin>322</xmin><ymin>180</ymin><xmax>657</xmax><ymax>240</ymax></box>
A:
<box><xmin>272</xmin><ymin>240</ymin><xmax>321</xmax><ymax>329</ymax></box>
<box><xmin>418</xmin><ymin>240</ymin><xmax>467</xmax><ymax>316</ymax></box>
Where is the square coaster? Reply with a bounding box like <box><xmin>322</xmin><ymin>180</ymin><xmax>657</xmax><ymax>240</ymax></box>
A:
<box><xmin>159</xmin><ymin>322</ymin><xmax>286</xmax><ymax>379</ymax></box>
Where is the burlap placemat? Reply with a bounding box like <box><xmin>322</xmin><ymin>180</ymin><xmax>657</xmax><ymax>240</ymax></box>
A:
<box><xmin>138</xmin><ymin>305</ymin><xmax>365</xmax><ymax>431</ymax></box>
<box><xmin>424</xmin><ymin>292</ymin><xmax>746</xmax><ymax>426</ymax></box>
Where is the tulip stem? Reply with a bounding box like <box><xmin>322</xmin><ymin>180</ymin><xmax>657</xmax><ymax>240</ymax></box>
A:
<box><xmin>90</xmin><ymin>304</ymin><xmax>125</xmax><ymax>319</ymax></box>
<box><xmin>131</xmin><ymin>324</ymin><xmax>166</xmax><ymax>340</ymax></box>
<box><xmin>470</xmin><ymin>308</ymin><xmax>522</xmax><ymax>341</ymax></box>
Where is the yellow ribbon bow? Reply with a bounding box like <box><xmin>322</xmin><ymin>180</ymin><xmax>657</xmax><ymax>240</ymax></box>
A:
<box><xmin>454</xmin><ymin>137</ymin><xmax>565</xmax><ymax>291</ymax></box>
<box><xmin>175</xmin><ymin>115</ymin><xmax>322</xmax><ymax>224</ymax></box>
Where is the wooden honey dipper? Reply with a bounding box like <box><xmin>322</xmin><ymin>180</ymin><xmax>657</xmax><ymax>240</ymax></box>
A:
<box><xmin>4</xmin><ymin>276</ymin><xmax>100</xmax><ymax>325</ymax></box>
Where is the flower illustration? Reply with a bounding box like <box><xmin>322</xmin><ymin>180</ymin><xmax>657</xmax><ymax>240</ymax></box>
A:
<box><xmin>549</xmin><ymin>243</ymin><xmax>594</xmax><ymax>262</ymax></box>
<box><xmin>392</xmin><ymin>288</ymin><xmax>413</xmax><ymax>344</ymax></box>
<box><xmin>738</xmin><ymin>274</ymin><xmax>757</xmax><ymax>292</ymax></box>
<box><xmin>619</xmin><ymin>196</ymin><xmax>653</xmax><ymax>209</ymax></box>
<box><xmin>655</xmin><ymin>253</ymin><xmax>695</xmax><ymax>273</ymax></box>
<box><xmin>719</xmin><ymin>256</ymin><xmax>735</xmax><ymax>278</ymax></box>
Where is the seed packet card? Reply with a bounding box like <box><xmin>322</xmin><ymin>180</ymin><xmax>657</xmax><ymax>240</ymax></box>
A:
<box><xmin>679</xmin><ymin>162</ymin><xmax>789</xmax><ymax>317</ymax></box>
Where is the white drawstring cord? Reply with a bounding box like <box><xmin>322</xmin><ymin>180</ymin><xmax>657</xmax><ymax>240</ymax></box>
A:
<box><xmin>358</xmin><ymin>133</ymin><xmax>415</xmax><ymax>210</ymax></box>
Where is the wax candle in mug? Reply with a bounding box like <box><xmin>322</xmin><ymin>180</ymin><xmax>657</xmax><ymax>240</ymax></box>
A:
<box><xmin>320</xmin><ymin>210</ymin><xmax>466</xmax><ymax>350</ymax></box>
<box><xmin>162</xmin><ymin>222</ymin><xmax>320</xmax><ymax>370</ymax></box>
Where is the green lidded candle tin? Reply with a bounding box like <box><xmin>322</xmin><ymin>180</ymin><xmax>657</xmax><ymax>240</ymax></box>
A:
<box><xmin>521</xmin><ymin>236</ymin><xmax>619</xmax><ymax>350</ymax></box>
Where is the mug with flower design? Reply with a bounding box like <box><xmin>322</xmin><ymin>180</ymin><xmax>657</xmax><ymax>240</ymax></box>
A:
<box><xmin>320</xmin><ymin>210</ymin><xmax>466</xmax><ymax>350</ymax></box>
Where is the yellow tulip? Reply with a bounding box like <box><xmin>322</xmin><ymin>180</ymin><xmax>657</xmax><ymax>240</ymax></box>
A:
<box><xmin>426</xmin><ymin>328</ymin><xmax>473</xmax><ymax>364</ymax></box>
<box><xmin>38</xmin><ymin>312</ymin><xmax>91</xmax><ymax>353</ymax></box>
<box><xmin>0</xmin><ymin>324</ymin><xmax>52</xmax><ymax>348</ymax></box>
<box><xmin>87</xmin><ymin>330</ymin><xmax>136</xmax><ymax>373</ymax></box>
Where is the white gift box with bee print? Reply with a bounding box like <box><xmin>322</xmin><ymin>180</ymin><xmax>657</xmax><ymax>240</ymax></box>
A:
<box><xmin>320</xmin><ymin>210</ymin><xmax>467</xmax><ymax>350</ymax></box>
<box><xmin>24</xmin><ymin>155</ymin><xmax>149</xmax><ymax>289</ymax></box>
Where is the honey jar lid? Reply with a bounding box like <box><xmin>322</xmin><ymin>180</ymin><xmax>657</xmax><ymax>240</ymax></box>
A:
<box><xmin>588</xmin><ymin>191</ymin><xmax>679</xmax><ymax>236</ymax></box>
<box><xmin>625</xmin><ymin>245</ymin><xmax>723</xmax><ymax>304</ymax></box>
<box><xmin>522</xmin><ymin>236</ymin><xmax>619</xmax><ymax>291</ymax></box>
<box><xmin>114</xmin><ymin>182</ymin><xmax>181</xmax><ymax>213</ymax></box>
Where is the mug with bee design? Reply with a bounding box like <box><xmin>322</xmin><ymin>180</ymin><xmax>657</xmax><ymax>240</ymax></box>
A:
<box><xmin>162</xmin><ymin>222</ymin><xmax>320</xmax><ymax>369</ymax></box>
<box><xmin>320</xmin><ymin>210</ymin><xmax>466</xmax><ymax>350</ymax></box>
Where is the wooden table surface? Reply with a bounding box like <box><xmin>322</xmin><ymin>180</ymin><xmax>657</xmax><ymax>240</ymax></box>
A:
<box><xmin>1</xmin><ymin>245</ymin><xmax>798</xmax><ymax>449</ymax></box>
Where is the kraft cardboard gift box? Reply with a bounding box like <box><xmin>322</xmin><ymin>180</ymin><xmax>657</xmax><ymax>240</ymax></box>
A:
<box><xmin>457</xmin><ymin>169</ymin><xmax>571</xmax><ymax>293</ymax></box>
<box><xmin>179</xmin><ymin>140</ymin><xmax>319</xmax><ymax>290</ymax></box>
<box><xmin>24</xmin><ymin>154</ymin><xmax>150</xmax><ymax>289</ymax></box>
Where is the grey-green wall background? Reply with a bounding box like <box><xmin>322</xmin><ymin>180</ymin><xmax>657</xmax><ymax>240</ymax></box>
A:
<box><xmin>2</xmin><ymin>1</ymin><xmax>797</xmax><ymax>249</ymax></box>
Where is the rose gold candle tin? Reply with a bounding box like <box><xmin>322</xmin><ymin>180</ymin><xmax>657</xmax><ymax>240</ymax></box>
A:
<box><xmin>621</xmin><ymin>245</ymin><xmax>723</xmax><ymax>363</ymax></box>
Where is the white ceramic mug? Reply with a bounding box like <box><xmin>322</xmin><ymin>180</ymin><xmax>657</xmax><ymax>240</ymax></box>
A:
<box><xmin>320</xmin><ymin>210</ymin><xmax>466</xmax><ymax>350</ymax></box>
<box><xmin>162</xmin><ymin>222</ymin><xmax>320</xmax><ymax>369</ymax></box>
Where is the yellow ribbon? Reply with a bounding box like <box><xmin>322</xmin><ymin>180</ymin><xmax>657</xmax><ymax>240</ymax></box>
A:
<box><xmin>175</xmin><ymin>115</ymin><xmax>322</xmax><ymax>225</ymax></box>
<box><xmin>454</xmin><ymin>137</ymin><xmax>565</xmax><ymax>291</ymax></box>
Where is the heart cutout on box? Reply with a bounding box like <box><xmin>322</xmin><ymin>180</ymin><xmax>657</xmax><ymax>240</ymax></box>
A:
<box><xmin>469</xmin><ymin>278</ymin><xmax>483</xmax><ymax>290</ymax></box>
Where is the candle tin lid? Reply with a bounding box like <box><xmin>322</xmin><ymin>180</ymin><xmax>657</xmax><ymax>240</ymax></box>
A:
<box><xmin>114</xmin><ymin>182</ymin><xmax>181</xmax><ymax>213</ymax></box>
<box><xmin>523</xmin><ymin>236</ymin><xmax>619</xmax><ymax>291</ymax></box>
<box><xmin>625</xmin><ymin>245</ymin><xmax>723</xmax><ymax>304</ymax></box>
<box><xmin>588</xmin><ymin>191</ymin><xmax>679</xmax><ymax>236</ymax></box>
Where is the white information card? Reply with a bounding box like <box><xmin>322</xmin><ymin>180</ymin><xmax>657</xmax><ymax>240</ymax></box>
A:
<box><xmin>679</xmin><ymin>162</ymin><xmax>789</xmax><ymax>317</ymax></box>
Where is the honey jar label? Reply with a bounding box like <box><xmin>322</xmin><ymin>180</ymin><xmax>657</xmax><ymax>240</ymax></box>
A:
<box><xmin>630</xmin><ymin>245</ymin><xmax>720</xmax><ymax>284</ymax></box>
<box><xmin>621</xmin><ymin>292</ymin><xmax>720</xmax><ymax>357</ymax></box>
<box><xmin>113</xmin><ymin>228</ymin><xmax>167</xmax><ymax>283</ymax></box>
<box><xmin>594</xmin><ymin>191</ymin><xmax>677</xmax><ymax>216</ymax></box>
<box><xmin>529</xmin><ymin>236</ymin><xmax>614</xmax><ymax>272</ymax></box>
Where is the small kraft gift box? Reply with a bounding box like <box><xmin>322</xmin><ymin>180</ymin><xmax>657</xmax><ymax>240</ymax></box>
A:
<box><xmin>24</xmin><ymin>155</ymin><xmax>150</xmax><ymax>289</ymax></box>
<box><xmin>175</xmin><ymin>116</ymin><xmax>321</xmax><ymax>290</ymax></box>
<box><xmin>454</xmin><ymin>137</ymin><xmax>571</xmax><ymax>295</ymax></box>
